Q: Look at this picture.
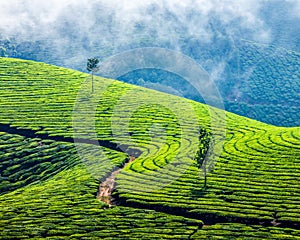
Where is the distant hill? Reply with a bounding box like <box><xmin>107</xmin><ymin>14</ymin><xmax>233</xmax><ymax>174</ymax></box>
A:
<box><xmin>1</xmin><ymin>38</ymin><xmax>299</xmax><ymax>127</ymax></box>
<box><xmin>0</xmin><ymin>58</ymin><xmax>299</xmax><ymax>239</ymax></box>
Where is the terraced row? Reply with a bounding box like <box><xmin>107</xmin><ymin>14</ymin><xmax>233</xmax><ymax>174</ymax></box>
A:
<box><xmin>192</xmin><ymin>223</ymin><xmax>300</xmax><ymax>239</ymax></box>
<box><xmin>0</xmin><ymin>57</ymin><xmax>206</xmax><ymax>169</ymax></box>
<box><xmin>0</xmin><ymin>131</ymin><xmax>205</xmax><ymax>239</ymax></box>
<box><xmin>115</xmin><ymin>119</ymin><xmax>300</xmax><ymax>227</ymax></box>
<box><xmin>0</xmin><ymin>128</ymin><xmax>129</xmax><ymax>194</ymax></box>
<box><xmin>0</xmin><ymin>57</ymin><xmax>299</xmax><ymax>238</ymax></box>
<box><xmin>0</xmin><ymin>131</ymin><xmax>299</xmax><ymax>239</ymax></box>
<box><xmin>2</xmin><ymin>38</ymin><xmax>300</xmax><ymax>127</ymax></box>
<box><xmin>0</xmin><ymin>132</ymin><xmax>76</xmax><ymax>194</ymax></box>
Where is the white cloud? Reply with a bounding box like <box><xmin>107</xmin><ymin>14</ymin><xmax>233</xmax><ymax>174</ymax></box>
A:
<box><xmin>4</xmin><ymin>0</ymin><xmax>296</xmax><ymax>71</ymax></box>
<box><xmin>0</xmin><ymin>0</ymin><xmax>270</xmax><ymax>42</ymax></box>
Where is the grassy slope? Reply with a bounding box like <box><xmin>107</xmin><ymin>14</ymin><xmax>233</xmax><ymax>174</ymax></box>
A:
<box><xmin>1</xmin><ymin>39</ymin><xmax>299</xmax><ymax>127</ymax></box>
<box><xmin>0</xmin><ymin>131</ymin><xmax>202</xmax><ymax>239</ymax></box>
<box><xmin>0</xmin><ymin>57</ymin><xmax>299</xmax><ymax>239</ymax></box>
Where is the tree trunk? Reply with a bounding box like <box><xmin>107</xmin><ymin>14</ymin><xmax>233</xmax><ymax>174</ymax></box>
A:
<box><xmin>203</xmin><ymin>159</ymin><xmax>207</xmax><ymax>189</ymax></box>
<box><xmin>92</xmin><ymin>72</ymin><xmax>94</xmax><ymax>93</ymax></box>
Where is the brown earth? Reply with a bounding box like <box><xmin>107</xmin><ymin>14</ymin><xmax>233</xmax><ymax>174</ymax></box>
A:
<box><xmin>97</xmin><ymin>156</ymin><xmax>135</xmax><ymax>206</ymax></box>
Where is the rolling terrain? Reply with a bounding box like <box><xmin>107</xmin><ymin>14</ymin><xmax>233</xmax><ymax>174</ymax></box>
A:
<box><xmin>0</xmin><ymin>57</ymin><xmax>299</xmax><ymax>239</ymax></box>
<box><xmin>1</xmin><ymin>39</ymin><xmax>299</xmax><ymax>127</ymax></box>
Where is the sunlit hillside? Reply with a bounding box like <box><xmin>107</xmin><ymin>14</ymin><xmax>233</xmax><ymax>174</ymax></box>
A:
<box><xmin>0</xmin><ymin>58</ymin><xmax>299</xmax><ymax>239</ymax></box>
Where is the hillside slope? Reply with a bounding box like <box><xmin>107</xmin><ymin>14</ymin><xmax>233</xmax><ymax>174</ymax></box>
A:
<box><xmin>0</xmin><ymin>57</ymin><xmax>299</xmax><ymax>239</ymax></box>
<box><xmin>1</xmin><ymin>39</ymin><xmax>299</xmax><ymax>127</ymax></box>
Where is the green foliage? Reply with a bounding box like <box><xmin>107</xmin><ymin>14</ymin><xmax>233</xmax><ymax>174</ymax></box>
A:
<box><xmin>116</xmin><ymin>122</ymin><xmax>300</xmax><ymax>226</ymax></box>
<box><xmin>191</xmin><ymin>223</ymin><xmax>300</xmax><ymax>239</ymax></box>
<box><xmin>0</xmin><ymin>58</ymin><xmax>299</xmax><ymax>238</ymax></box>
<box><xmin>0</xmin><ymin>132</ymin><xmax>77</xmax><ymax>194</ymax></box>
<box><xmin>86</xmin><ymin>57</ymin><xmax>99</xmax><ymax>72</ymax></box>
<box><xmin>1</xmin><ymin>38</ymin><xmax>299</xmax><ymax>126</ymax></box>
<box><xmin>0</xmin><ymin>164</ymin><xmax>202</xmax><ymax>239</ymax></box>
<box><xmin>225</xmin><ymin>41</ymin><xmax>300</xmax><ymax>126</ymax></box>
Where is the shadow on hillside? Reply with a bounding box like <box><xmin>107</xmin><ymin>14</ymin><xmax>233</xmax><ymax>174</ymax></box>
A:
<box><xmin>190</xmin><ymin>188</ymin><xmax>209</xmax><ymax>199</ymax></box>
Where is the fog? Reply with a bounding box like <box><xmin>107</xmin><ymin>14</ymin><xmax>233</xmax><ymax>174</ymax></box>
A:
<box><xmin>0</xmin><ymin>0</ymin><xmax>279</xmax><ymax>67</ymax></box>
<box><xmin>0</xmin><ymin>0</ymin><xmax>299</xmax><ymax>85</ymax></box>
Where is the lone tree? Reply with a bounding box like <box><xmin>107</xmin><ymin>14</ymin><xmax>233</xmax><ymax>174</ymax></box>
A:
<box><xmin>87</xmin><ymin>57</ymin><xmax>100</xmax><ymax>93</ymax></box>
<box><xmin>195</xmin><ymin>127</ymin><xmax>211</xmax><ymax>189</ymax></box>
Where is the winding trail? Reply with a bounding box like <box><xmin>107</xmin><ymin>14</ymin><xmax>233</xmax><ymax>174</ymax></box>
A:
<box><xmin>97</xmin><ymin>156</ymin><xmax>135</xmax><ymax>206</ymax></box>
<box><xmin>1</xmin><ymin>123</ymin><xmax>300</xmax><ymax>231</ymax></box>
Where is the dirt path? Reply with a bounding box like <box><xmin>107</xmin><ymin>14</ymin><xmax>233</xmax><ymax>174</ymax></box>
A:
<box><xmin>0</xmin><ymin>123</ymin><xmax>143</xmax><ymax>207</ymax></box>
<box><xmin>97</xmin><ymin>156</ymin><xmax>135</xmax><ymax>206</ymax></box>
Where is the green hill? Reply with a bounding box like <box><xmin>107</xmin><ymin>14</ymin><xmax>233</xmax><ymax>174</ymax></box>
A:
<box><xmin>2</xmin><ymin>38</ymin><xmax>299</xmax><ymax>127</ymax></box>
<box><xmin>0</xmin><ymin>57</ymin><xmax>299</xmax><ymax>239</ymax></box>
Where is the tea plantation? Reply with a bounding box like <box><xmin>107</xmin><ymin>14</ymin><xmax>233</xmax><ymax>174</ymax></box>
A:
<box><xmin>0</xmin><ymin>57</ymin><xmax>299</xmax><ymax>239</ymax></box>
